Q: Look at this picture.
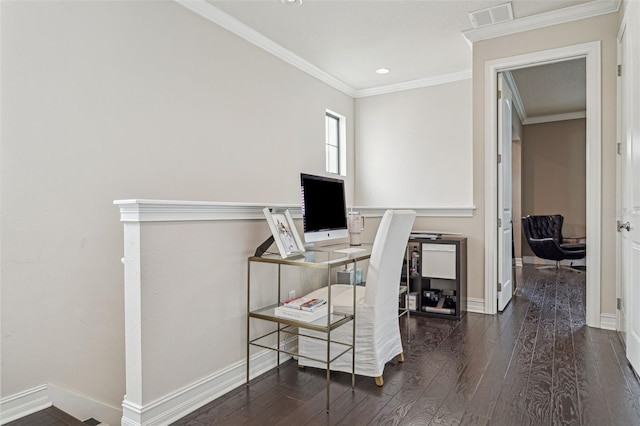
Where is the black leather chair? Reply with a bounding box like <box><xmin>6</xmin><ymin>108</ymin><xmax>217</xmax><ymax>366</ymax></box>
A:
<box><xmin>521</xmin><ymin>214</ymin><xmax>586</xmax><ymax>270</ymax></box>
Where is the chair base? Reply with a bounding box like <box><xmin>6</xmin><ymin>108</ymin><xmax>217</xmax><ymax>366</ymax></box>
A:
<box><xmin>536</xmin><ymin>262</ymin><xmax>584</xmax><ymax>272</ymax></box>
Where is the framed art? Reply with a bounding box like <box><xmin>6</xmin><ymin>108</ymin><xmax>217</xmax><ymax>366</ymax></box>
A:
<box><xmin>263</xmin><ymin>207</ymin><xmax>305</xmax><ymax>258</ymax></box>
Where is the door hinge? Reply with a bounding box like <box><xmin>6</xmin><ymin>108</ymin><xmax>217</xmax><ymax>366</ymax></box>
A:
<box><xmin>498</xmin><ymin>218</ymin><xmax>502</xmax><ymax>228</ymax></box>
<box><xmin>498</xmin><ymin>154</ymin><xmax>502</xmax><ymax>164</ymax></box>
<box><xmin>617</xmin><ymin>297</ymin><xmax>622</xmax><ymax>310</ymax></box>
<box><xmin>618</xmin><ymin>64</ymin><xmax>622</xmax><ymax>77</ymax></box>
<box><xmin>497</xmin><ymin>282</ymin><xmax>502</xmax><ymax>292</ymax></box>
<box><xmin>498</xmin><ymin>89</ymin><xmax>502</xmax><ymax>99</ymax></box>
<box><xmin>618</xmin><ymin>142</ymin><xmax>622</xmax><ymax>155</ymax></box>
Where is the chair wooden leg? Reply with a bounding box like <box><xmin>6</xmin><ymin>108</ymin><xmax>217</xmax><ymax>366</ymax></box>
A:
<box><xmin>397</xmin><ymin>352</ymin><xmax>405</xmax><ymax>363</ymax></box>
<box><xmin>375</xmin><ymin>376</ymin><xmax>384</xmax><ymax>387</ymax></box>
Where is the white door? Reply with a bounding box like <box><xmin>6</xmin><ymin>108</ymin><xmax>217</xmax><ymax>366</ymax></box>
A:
<box><xmin>620</xmin><ymin>3</ymin><xmax>640</xmax><ymax>375</ymax></box>
<box><xmin>497</xmin><ymin>73</ymin><xmax>513</xmax><ymax>311</ymax></box>
<box><xmin>618</xmin><ymin>22</ymin><xmax>629</xmax><ymax>347</ymax></box>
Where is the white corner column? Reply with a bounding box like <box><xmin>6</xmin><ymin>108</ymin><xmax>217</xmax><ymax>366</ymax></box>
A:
<box><xmin>120</xmin><ymin>220</ymin><xmax>143</xmax><ymax>425</ymax></box>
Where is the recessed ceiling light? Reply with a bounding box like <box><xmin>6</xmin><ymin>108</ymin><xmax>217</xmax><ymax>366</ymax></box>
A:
<box><xmin>281</xmin><ymin>0</ymin><xmax>302</xmax><ymax>6</ymax></box>
<box><xmin>376</xmin><ymin>68</ymin><xmax>390</xmax><ymax>74</ymax></box>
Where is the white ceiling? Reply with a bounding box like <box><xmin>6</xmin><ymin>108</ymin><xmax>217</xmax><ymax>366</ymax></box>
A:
<box><xmin>510</xmin><ymin>58</ymin><xmax>586</xmax><ymax>121</ymax></box>
<box><xmin>190</xmin><ymin>0</ymin><xmax>615</xmax><ymax>116</ymax></box>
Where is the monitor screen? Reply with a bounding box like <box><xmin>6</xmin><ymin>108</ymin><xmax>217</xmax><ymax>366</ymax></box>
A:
<box><xmin>300</xmin><ymin>173</ymin><xmax>348</xmax><ymax>244</ymax></box>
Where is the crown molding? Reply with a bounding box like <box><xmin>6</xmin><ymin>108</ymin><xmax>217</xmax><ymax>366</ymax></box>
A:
<box><xmin>354</xmin><ymin>70</ymin><xmax>472</xmax><ymax>98</ymax></box>
<box><xmin>463</xmin><ymin>0</ymin><xmax>621</xmax><ymax>43</ymax></box>
<box><xmin>175</xmin><ymin>0</ymin><xmax>357</xmax><ymax>97</ymax></box>
<box><xmin>523</xmin><ymin>110</ymin><xmax>587</xmax><ymax>125</ymax></box>
<box><xmin>176</xmin><ymin>0</ymin><xmax>611</xmax><ymax>100</ymax></box>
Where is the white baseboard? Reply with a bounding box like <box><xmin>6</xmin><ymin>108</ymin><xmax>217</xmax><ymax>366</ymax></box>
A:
<box><xmin>0</xmin><ymin>384</ymin><xmax>120</xmax><ymax>425</ymax></box>
<box><xmin>48</xmin><ymin>384</ymin><xmax>121</xmax><ymax>426</ymax></box>
<box><xmin>122</xmin><ymin>339</ymin><xmax>295</xmax><ymax>426</ymax></box>
<box><xmin>466</xmin><ymin>298</ymin><xmax>485</xmax><ymax>314</ymax></box>
<box><xmin>600</xmin><ymin>314</ymin><xmax>617</xmax><ymax>331</ymax></box>
<box><xmin>0</xmin><ymin>385</ymin><xmax>51</xmax><ymax>425</ymax></box>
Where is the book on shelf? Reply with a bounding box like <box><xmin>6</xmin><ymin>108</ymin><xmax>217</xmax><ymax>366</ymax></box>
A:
<box><xmin>274</xmin><ymin>303</ymin><xmax>332</xmax><ymax>323</ymax></box>
<box><xmin>282</xmin><ymin>296</ymin><xmax>306</xmax><ymax>309</ymax></box>
<box><xmin>300</xmin><ymin>298</ymin><xmax>326</xmax><ymax>311</ymax></box>
<box><xmin>283</xmin><ymin>296</ymin><xmax>326</xmax><ymax>311</ymax></box>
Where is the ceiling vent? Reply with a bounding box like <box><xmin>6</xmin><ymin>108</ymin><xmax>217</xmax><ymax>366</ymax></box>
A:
<box><xmin>468</xmin><ymin>3</ymin><xmax>513</xmax><ymax>28</ymax></box>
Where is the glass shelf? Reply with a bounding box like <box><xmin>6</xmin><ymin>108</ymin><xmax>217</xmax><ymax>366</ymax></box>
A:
<box><xmin>249</xmin><ymin>304</ymin><xmax>354</xmax><ymax>333</ymax></box>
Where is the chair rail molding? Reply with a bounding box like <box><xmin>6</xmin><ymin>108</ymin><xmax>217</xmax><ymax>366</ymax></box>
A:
<box><xmin>113</xmin><ymin>199</ymin><xmax>301</xmax><ymax>222</ymax></box>
<box><xmin>113</xmin><ymin>200</ymin><xmax>477</xmax><ymax>223</ymax></box>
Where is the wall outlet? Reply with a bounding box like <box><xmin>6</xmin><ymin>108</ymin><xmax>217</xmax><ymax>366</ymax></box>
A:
<box><xmin>288</xmin><ymin>290</ymin><xmax>295</xmax><ymax>300</ymax></box>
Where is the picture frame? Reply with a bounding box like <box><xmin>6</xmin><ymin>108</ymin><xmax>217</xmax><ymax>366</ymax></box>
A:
<box><xmin>263</xmin><ymin>207</ymin><xmax>305</xmax><ymax>258</ymax></box>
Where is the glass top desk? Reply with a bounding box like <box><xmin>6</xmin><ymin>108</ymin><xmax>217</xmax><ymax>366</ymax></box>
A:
<box><xmin>246</xmin><ymin>243</ymin><xmax>372</xmax><ymax>412</ymax></box>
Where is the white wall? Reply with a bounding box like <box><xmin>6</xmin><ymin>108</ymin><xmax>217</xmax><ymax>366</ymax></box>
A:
<box><xmin>354</xmin><ymin>80</ymin><xmax>473</xmax><ymax>208</ymax></box>
<box><xmin>353</xmin><ymin>80</ymin><xmax>486</xmax><ymax>306</ymax></box>
<box><xmin>521</xmin><ymin>119</ymin><xmax>587</xmax><ymax>255</ymax></box>
<box><xmin>1</xmin><ymin>0</ymin><xmax>354</xmax><ymax>416</ymax></box>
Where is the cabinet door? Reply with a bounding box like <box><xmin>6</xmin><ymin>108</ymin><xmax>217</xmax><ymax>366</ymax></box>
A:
<box><xmin>422</xmin><ymin>243</ymin><xmax>456</xmax><ymax>280</ymax></box>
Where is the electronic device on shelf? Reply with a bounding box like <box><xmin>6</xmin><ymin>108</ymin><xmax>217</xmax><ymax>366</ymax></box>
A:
<box><xmin>300</xmin><ymin>173</ymin><xmax>348</xmax><ymax>246</ymax></box>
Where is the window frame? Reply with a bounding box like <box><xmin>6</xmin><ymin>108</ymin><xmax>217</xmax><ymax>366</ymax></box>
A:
<box><xmin>325</xmin><ymin>110</ymin><xmax>346</xmax><ymax>176</ymax></box>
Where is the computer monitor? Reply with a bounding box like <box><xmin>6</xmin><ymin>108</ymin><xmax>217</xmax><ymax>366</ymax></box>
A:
<box><xmin>300</xmin><ymin>173</ymin><xmax>348</xmax><ymax>245</ymax></box>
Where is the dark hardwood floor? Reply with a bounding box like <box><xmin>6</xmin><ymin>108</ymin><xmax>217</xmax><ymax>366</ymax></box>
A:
<box><xmin>5</xmin><ymin>406</ymin><xmax>92</xmax><ymax>426</ymax></box>
<box><xmin>11</xmin><ymin>266</ymin><xmax>638</xmax><ymax>425</ymax></box>
<box><xmin>172</xmin><ymin>265</ymin><xmax>640</xmax><ymax>425</ymax></box>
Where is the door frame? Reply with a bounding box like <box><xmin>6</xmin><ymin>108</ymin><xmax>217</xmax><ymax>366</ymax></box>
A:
<box><xmin>484</xmin><ymin>41</ymin><xmax>602</xmax><ymax>328</ymax></box>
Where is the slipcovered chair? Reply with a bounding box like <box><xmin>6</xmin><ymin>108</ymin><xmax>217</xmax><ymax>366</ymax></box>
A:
<box><xmin>297</xmin><ymin>209</ymin><xmax>416</xmax><ymax>386</ymax></box>
<box><xmin>521</xmin><ymin>214</ymin><xmax>586</xmax><ymax>269</ymax></box>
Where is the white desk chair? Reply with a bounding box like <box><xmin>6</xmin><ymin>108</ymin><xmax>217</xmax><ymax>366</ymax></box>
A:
<box><xmin>297</xmin><ymin>209</ymin><xmax>416</xmax><ymax>386</ymax></box>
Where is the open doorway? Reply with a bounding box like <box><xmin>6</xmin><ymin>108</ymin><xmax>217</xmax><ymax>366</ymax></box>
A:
<box><xmin>484</xmin><ymin>42</ymin><xmax>602</xmax><ymax>327</ymax></box>
<box><xmin>496</xmin><ymin>60</ymin><xmax>587</xmax><ymax>310</ymax></box>
<box><xmin>507</xmin><ymin>59</ymin><xmax>587</xmax><ymax>271</ymax></box>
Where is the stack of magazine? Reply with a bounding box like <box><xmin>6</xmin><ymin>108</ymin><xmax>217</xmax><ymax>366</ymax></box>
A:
<box><xmin>274</xmin><ymin>296</ymin><xmax>331</xmax><ymax>322</ymax></box>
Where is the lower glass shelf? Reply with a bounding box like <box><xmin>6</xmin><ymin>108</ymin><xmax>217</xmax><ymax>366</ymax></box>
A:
<box><xmin>249</xmin><ymin>304</ymin><xmax>353</xmax><ymax>332</ymax></box>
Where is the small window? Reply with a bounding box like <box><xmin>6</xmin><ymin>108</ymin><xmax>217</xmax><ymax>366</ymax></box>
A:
<box><xmin>325</xmin><ymin>110</ymin><xmax>346</xmax><ymax>175</ymax></box>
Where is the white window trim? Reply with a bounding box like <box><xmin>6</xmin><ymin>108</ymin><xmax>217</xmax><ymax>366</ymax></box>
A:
<box><xmin>326</xmin><ymin>109</ymin><xmax>347</xmax><ymax>176</ymax></box>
